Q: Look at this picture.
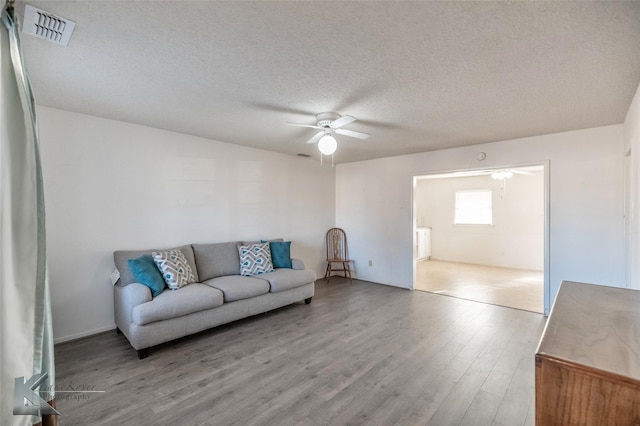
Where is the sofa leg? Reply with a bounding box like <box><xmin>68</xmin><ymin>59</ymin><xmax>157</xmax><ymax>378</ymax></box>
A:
<box><xmin>137</xmin><ymin>349</ymin><xmax>149</xmax><ymax>359</ymax></box>
<box><xmin>305</xmin><ymin>297</ymin><xmax>312</xmax><ymax>305</ymax></box>
<box><xmin>116</xmin><ymin>327</ymin><xmax>122</xmax><ymax>334</ymax></box>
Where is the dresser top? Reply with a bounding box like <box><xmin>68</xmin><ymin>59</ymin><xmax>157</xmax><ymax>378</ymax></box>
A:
<box><xmin>536</xmin><ymin>281</ymin><xmax>640</xmax><ymax>381</ymax></box>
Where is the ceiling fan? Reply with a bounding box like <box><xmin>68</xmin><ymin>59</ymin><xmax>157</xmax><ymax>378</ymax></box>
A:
<box><xmin>286</xmin><ymin>112</ymin><xmax>370</xmax><ymax>155</ymax></box>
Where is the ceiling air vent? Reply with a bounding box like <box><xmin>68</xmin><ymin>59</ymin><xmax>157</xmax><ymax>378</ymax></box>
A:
<box><xmin>22</xmin><ymin>4</ymin><xmax>75</xmax><ymax>46</ymax></box>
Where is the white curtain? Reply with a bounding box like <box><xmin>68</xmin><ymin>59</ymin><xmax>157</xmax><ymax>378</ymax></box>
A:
<box><xmin>1</xmin><ymin>1</ymin><xmax>55</xmax><ymax>425</ymax></box>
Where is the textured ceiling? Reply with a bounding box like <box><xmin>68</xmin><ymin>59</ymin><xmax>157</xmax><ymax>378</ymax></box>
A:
<box><xmin>15</xmin><ymin>1</ymin><xmax>640</xmax><ymax>164</ymax></box>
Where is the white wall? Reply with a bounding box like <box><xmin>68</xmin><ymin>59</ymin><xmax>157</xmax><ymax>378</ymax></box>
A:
<box><xmin>336</xmin><ymin>125</ymin><xmax>625</xmax><ymax>314</ymax></box>
<box><xmin>624</xmin><ymin>81</ymin><xmax>640</xmax><ymax>290</ymax></box>
<box><xmin>38</xmin><ymin>107</ymin><xmax>335</xmax><ymax>342</ymax></box>
<box><xmin>415</xmin><ymin>171</ymin><xmax>544</xmax><ymax>270</ymax></box>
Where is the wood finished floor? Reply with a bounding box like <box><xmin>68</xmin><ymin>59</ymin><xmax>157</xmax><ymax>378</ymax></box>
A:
<box><xmin>415</xmin><ymin>260</ymin><xmax>544</xmax><ymax>314</ymax></box>
<box><xmin>54</xmin><ymin>278</ymin><xmax>546</xmax><ymax>426</ymax></box>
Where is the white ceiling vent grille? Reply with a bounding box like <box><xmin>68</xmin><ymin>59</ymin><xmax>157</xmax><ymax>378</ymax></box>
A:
<box><xmin>22</xmin><ymin>4</ymin><xmax>75</xmax><ymax>46</ymax></box>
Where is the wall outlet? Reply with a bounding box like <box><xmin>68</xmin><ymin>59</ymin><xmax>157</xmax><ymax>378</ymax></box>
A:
<box><xmin>368</xmin><ymin>260</ymin><xmax>373</xmax><ymax>267</ymax></box>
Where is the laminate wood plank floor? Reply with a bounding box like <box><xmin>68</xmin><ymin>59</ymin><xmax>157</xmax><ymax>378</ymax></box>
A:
<box><xmin>415</xmin><ymin>259</ymin><xmax>544</xmax><ymax>313</ymax></box>
<box><xmin>54</xmin><ymin>278</ymin><xmax>546</xmax><ymax>425</ymax></box>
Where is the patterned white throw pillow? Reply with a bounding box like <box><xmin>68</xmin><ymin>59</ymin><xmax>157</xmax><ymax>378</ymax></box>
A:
<box><xmin>238</xmin><ymin>243</ymin><xmax>275</xmax><ymax>276</ymax></box>
<box><xmin>152</xmin><ymin>249</ymin><xmax>196</xmax><ymax>290</ymax></box>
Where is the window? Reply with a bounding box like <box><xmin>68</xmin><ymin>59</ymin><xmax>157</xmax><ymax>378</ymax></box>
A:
<box><xmin>454</xmin><ymin>190</ymin><xmax>493</xmax><ymax>225</ymax></box>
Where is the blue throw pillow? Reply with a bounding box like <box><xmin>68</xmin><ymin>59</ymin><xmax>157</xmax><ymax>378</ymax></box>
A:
<box><xmin>128</xmin><ymin>254</ymin><xmax>166</xmax><ymax>297</ymax></box>
<box><xmin>267</xmin><ymin>241</ymin><xmax>292</xmax><ymax>269</ymax></box>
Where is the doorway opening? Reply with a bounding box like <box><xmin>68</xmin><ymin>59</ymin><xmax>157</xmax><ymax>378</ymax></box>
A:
<box><xmin>412</xmin><ymin>164</ymin><xmax>549</xmax><ymax>314</ymax></box>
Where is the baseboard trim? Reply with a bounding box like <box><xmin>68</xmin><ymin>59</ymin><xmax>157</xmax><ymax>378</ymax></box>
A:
<box><xmin>348</xmin><ymin>277</ymin><xmax>410</xmax><ymax>290</ymax></box>
<box><xmin>54</xmin><ymin>325</ymin><xmax>116</xmax><ymax>344</ymax></box>
<box><xmin>373</xmin><ymin>281</ymin><xmax>411</xmax><ymax>290</ymax></box>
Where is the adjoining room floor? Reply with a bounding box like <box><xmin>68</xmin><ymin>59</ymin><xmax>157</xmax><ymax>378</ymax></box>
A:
<box><xmin>415</xmin><ymin>259</ymin><xmax>544</xmax><ymax>313</ymax></box>
<box><xmin>55</xmin><ymin>278</ymin><xmax>545</xmax><ymax>425</ymax></box>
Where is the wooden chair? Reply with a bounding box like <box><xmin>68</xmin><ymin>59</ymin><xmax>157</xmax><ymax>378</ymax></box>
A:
<box><xmin>325</xmin><ymin>227</ymin><xmax>353</xmax><ymax>283</ymax></box>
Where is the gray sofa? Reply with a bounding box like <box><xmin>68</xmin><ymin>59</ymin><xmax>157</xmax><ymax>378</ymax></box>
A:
<box><xmin>113</xmin><ymin>241</ymin><xmax>315</xmax><ymax>358</ymax></box>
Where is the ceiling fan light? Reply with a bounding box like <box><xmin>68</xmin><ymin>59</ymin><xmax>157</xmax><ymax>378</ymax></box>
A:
<box><xmin>318</xmin><ymin>134</ymin><xmax>337</xmax><ymax>155</ymax></box>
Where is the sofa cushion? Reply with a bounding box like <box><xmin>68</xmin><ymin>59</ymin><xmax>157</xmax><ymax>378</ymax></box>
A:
<box><xmin>132</xmin><ymin>284</ymin><xmax>223</xmax><ymax>326</ymax></box>
<box><xmin>238</xmin><ymin>243</ymin><xmax>275</xmax><ymax>276</ymax></box>
<box><xmin>192</xmin><ymin>242</ymin><xmax>242</xmax><ymax>281</ymax></box>
<box><xmin>114</xmin><ymin>244</ymin><xmax>199</xmax><ymax>286</ymax></box>
<box><xmin>259</xmin><ymin>269</ymin><xmax>317</xmax><ymax>293</ymax></box>
<box><xmin>128</xmin><ymin>254</ymin><xmax>166</xmax><ymax>297</ymax></box>
<box><xmin>204</xmin><ymin>275</ymin><xmax>270</xmax><ymax>302</ymax></box>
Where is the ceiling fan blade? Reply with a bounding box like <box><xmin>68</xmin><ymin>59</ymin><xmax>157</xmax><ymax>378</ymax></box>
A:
<box><xmin>335</xmin><ymin>128</ymin><xmax>370</xmax><ymax>140</ymax></box>
<box><xmin>286</xmin><ymin>122</ymin><xmax>323</xmax><ymax>130</ymax></box>
<box><xmin>306</xmin><ymin>131</ymin><xmax>325</xmax><ymax>144</ymax></box>
<box><xmin>330</xmin><ymin>115</ymin><xmax>356</xmax><ymax>129</ymax></box>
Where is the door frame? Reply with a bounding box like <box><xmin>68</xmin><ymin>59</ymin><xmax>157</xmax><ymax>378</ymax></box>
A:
<box><xmin>411</xmin><ymin>161</ymin><xmax>551</xmax><ymax>315</ymax></box>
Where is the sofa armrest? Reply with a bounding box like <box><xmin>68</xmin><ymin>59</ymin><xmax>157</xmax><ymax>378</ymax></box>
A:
<box><xmin>114</xmin><ymin>283</ymin><xmax>152</xmax><ymax>332</ymax></box>
<box><xmin>291</xmin><ymin>258</ymin><xmax>305</xmax><ymax>270</ymax></box>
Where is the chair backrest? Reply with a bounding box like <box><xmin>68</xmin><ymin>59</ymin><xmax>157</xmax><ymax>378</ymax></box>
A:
<box><xmin>326</xmin><ymin>228</ymin><xmax>349</xmax><ymax>261</ymax></box>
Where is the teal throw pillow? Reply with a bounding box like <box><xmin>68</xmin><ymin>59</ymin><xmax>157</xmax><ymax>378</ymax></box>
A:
<box><xmin>266</xmin><ymin>241</ymin><xmax>292</xmax><ymax>269</ymax></box>
<box><xmin>128</xmin><ymin>254</ymin><xmax>166</xmax><ymax>297</ymax></box>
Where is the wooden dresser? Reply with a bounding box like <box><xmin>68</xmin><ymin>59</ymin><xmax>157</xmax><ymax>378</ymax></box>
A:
<box><xmin>535</xmin><ymin>281</ymin><xmax>640</xmax><ymax>425</ymax></box>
